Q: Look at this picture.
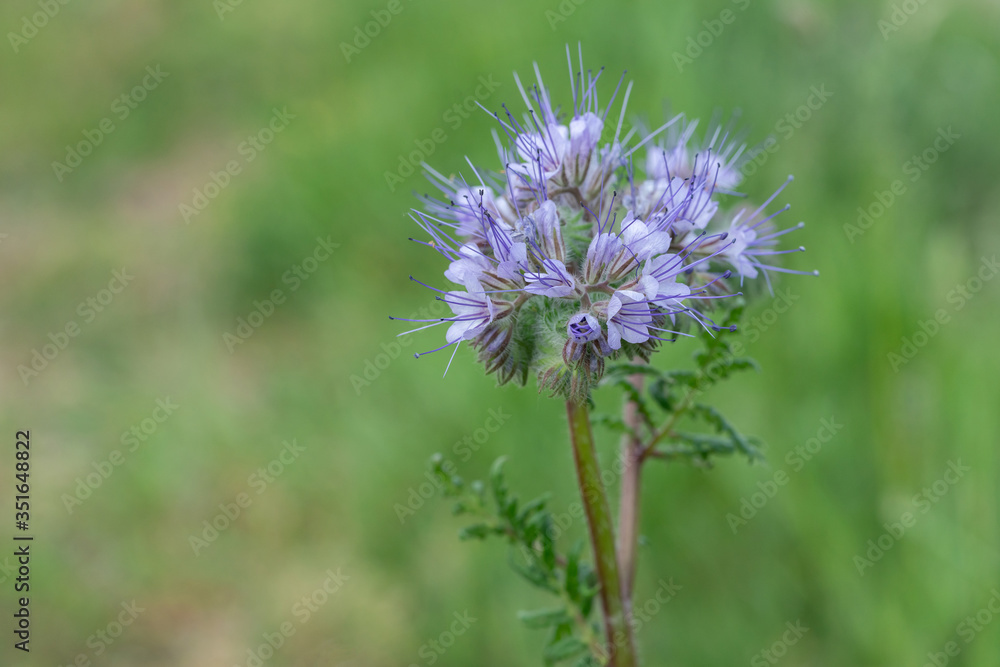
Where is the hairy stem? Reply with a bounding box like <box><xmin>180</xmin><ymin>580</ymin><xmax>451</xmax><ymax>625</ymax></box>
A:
<box><xmin>617</xmin><ymin>368</ymin><xmax>645</xmax><ymax>603</ymax></box>
<box><xmin>566</xmin><ymin>400</ymin><xmax>638</xmax><ymax>667</ymax></box>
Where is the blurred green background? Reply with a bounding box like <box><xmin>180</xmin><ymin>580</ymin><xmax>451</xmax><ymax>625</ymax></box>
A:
<box><xmin>2</xmin><ymin>0</ymin><xmax>999</xmax><ymax>665</ymax></box>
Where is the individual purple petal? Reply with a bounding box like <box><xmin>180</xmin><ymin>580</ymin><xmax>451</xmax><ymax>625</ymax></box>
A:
<box><xmin>568</xmin><ymin>112</ymin><xmax>604</xmax><ymax>163</ymax></box>
<box><xmin>444</xmin><ymin>281</ymin><xmax>496</xmax><ymax>343</ymax></box>
<box><xmin>525</xmin><ymin>259</ymin><xmax>576</xmax><ymax>297</ymax></box>
<box><xmin>444</xmin><ymin>244</ymin><xmax>492</xmax><ymax>285</ymax></box>
<box><xmin>619</xmin><ymin>211</ymin><xmax>672</xmax><ymax>262</ymax></box>
<box><xmin>605</xmin><ymin>289</ymin><xmax>653</xmax><ymax>349</ymax></box>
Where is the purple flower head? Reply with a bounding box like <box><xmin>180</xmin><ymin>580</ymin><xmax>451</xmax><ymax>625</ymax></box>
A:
<box><xmin>396</xmin><ymin>46</ymin><xmax>814</xmax><ymax>398</ymax></box>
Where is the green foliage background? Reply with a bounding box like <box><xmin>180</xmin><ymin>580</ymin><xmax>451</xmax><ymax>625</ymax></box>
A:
<box><xmin>1</xmin><ymin>0</ymin><xmax>999</xmax><ymax>665</ymax></box>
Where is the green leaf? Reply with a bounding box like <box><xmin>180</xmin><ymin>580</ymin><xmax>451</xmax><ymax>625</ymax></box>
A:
<box><xmin>564</xmin><ymin>541</ymin><xmax>582</xmax><ymax>602</ymax></box>
<box><xmin>458</xmin><ymin>523</ymin><xmax>498</xmax><ymax>540</ymax></box>
<box><xmin>689</xmin><ymin>404</ymin><xmax>764</xmax><ymax>461</ymax></box>
<box><xmin>591</xmin><ymin>413</ymin><xmax>629</xmax><ymax>434</ymax></box>
<box><xmin>508</xmin><ymin>550</ymin><xmax>558</xmax><ymax>592</ymax></box>
<box><xmin>517</xmin><ymin>607</ymin><xmax>572</xmax><ymax>629</ymax></box>
<box><xmin>518</xmin><ymin>494</ymin><xmax>550</xmax><ymax>522</ymax></box>
<box><xmin>701</xmin><ymin>356</ymin><xmax>760</xmax><ymax>384</ymax></box>
<box><xmin>648</xmin><ymin>377</ymin><xmax>674</xmax><ymax>411</ymax></box>
<box><xmin>601</xmin><ymin>362</ymin><xmax>665</xmax><ymax>383</ymax></box>
<box><xmin>613</xmin><ymin>379</ymin><xmax>655</xmax><ymax>430</ymax></box>
<box><xmin>543</xmin><ymin>637</ymin><xmax>589</xmax><ymax>664</ymax></box>
<box><xmin>490</xmin><ymin>456</ymin><xmax>509</xmax><ymax>511</ymax></box>
<box><xmin>663</xmin><ymin>369</ymin><xmax>700</xmax><ymax>387</ymax></box>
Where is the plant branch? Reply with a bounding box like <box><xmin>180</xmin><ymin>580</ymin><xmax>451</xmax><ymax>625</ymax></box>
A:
<box><xmin>641</xmin><ymin>385</ymin><xmax>699</xmax><ymax>459</ymax></box>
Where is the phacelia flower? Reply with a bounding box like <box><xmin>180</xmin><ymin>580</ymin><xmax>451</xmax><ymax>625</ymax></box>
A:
<box><xmin>395</xmin><ymin>46</ymin><xmax>815</xmax><ymax>401</ymax></box>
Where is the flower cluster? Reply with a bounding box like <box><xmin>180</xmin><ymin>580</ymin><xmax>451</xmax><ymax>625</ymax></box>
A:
<box><xmin>396</xmin><ymin>47</ymin><xmax>815</xmax><ymax>400</ymax></box>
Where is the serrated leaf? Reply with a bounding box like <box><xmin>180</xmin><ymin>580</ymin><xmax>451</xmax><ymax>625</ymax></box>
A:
<box><xmin>508</xmin><ymin>550</ymin><xmax>558</xmax><ymax>592</ymax></box>
<box><xmin>664</xmin><ymin>369</ymin><xmax>700</xmax><ymax>386</ymax></box>
<box><xmin>518</xmin><ymin>494</ymin><xmax>550</xmax><ymax>523</ymax></box>
<box><xmin>699</xmin><ymin>355</ymin><xmax>760</xmax><ymax>387</ymax></box>
<box><xmin>688</xmin><ymin>404</ymin><xmax>764</xmax><ymax>461</ymax></box>
<box><xmin>672</xmin><ymin>433</ymin><xmax>735</xmax><ymax>457</ymax></box>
